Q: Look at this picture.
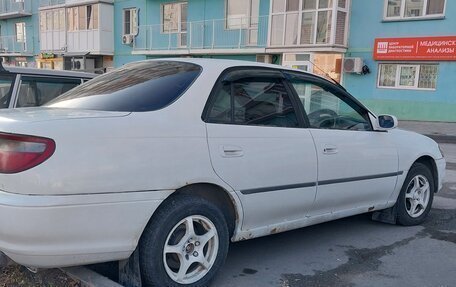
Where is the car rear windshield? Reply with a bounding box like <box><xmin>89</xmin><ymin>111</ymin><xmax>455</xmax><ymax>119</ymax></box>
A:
<box><xmin>0</xmin><ymin>74</ymin><xmax>16</xmax><ymax>109</ymax></box>
<box><xmin>46</xmin><ymin>61</ymin><xmax>202</xmax><ymax>112</ymax></box>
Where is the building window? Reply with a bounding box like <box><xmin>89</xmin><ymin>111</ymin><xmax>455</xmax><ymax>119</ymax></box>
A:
<box><xmin>162</xmin><ymin>2</ymin><xmax>187</xmax><ymax>33</ymax></box>
<box><xmin>67</xmin><ymin>5</ymin><xmax>99</xmax><ymax>32</ymax></box>
<box><xmin>270</xmin><ymin>0</ymin><xmax>348</xmax><ymax>46</ymax></box>
<box><xmin>378</xmin><ymin>63</ymin><xmax>438</xmax><ymax>90</ymax></box>
<box><xmin>161</xmin><ymin>2</ymin><xmax>187</xmax><ymax>47</ymax></box>
<box><xmin>384</xmin><ymin>0</ymin><xmax>445</xmax><ymax>20</ymax></box>
<box><xmin>40</xmin><ymin>9</ymin><xmax>65</xmax><ymax>32</ymax></box>
<box><xmin>87</xmin><ymin>4</ymin><xmax>99</xmax><ymax>30</ymax></box>
<box><xmin>226</xmin><ymin>0</ymin><xmax>259</xmax><ymax>29</ymax></box>
<box><xmin>15</xmin><ymin>22</ymin><xmax>26</xmax><ymax>43</ymax></box>
<box><xmin>123</xmin><ymin>8</ymin><xmax>138</xmax><ymax>35</ymax></box>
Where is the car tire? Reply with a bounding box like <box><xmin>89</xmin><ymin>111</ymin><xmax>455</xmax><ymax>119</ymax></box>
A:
<box><xmin>396</xmin><ymin>163</ymin><xmax>434</xmax><ymax>226</ymax></box>
<box><xmin>139</xmin><ymin>194</ymin><xmax>229</xmax><ymax>287</ymax></box>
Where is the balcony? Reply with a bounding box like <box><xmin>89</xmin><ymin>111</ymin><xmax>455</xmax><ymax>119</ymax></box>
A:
<box><xmin>0</xmin><ymin>0</ymin><xmax>32</xmax><ymax>19</ymax></box>
<box><xmin>41</xmin><ymin>28</ymin><xmax>114</xmax><ymax>55</ymax></box>
<box><xmin>39</xmin><ymin>0</ymin><xmax>113</xmax><ymax>8</ymax></box>
<box><xmin>133</xmin><ymin>16</ymin><xmax>268</xmax><ymax>55</ymax></box>
<box><xmin>39</xmin><ymin>0</ymin><xmax>65</xmax><ymax>7</ymax></box>
<box><xmin>67</xmin><ymin>29</ymin><xmax>113</xmax><ymax>54</ymax></box>
<box><xmin>0</xmin><ymin>35</ymin><xmax>33</xmax><ymax>56</ymax></box>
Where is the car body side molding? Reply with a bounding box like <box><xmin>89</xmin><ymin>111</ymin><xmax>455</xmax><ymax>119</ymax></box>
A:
<box><xmin>318</xmin><ymin>171</ymin><xmax>404</xmax><ymax>186</ymax></box>
<box><xmin>240</xmin><ymin>171</ymin><xmax>404</xmax><ymax>195</ymax></box>
<box><xmin>241</xmin><ymin>182</ymin><xmax>317</xmax><ymax>195</ymax></box>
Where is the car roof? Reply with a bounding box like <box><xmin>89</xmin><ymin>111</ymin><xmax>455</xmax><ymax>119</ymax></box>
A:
<box><xmin>142</xmin><ymin>58</ymin><xmax>375</xmax><ymax>117</ymax></box>
<box><xmin>1</xmin><ymin>66</ymin><xmax>96</xmax><ymax>79</ymax></box>
<box><xmin>141</xmin><ymin>57</ymin><xmax>321</xmax><ymax>78</ymax></box>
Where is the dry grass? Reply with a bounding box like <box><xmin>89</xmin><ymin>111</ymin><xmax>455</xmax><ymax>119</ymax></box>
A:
<box><xmin>0</xmin><ymin>265</ymin><xmax>80</xmax><ymax>287</ymax></box>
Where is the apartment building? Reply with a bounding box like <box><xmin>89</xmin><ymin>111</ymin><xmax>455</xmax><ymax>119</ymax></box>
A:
<box><xmin>114</xmin><ymin>0</ymin><xmax>350</xmax><ymax>81</ymax></box>
<box><xmin>0</xmin><ymin>0</ymin><xmax>37</xmax><ymax>67</ymax></box>
<box><xmin>344</xmin><ymin>0</ymin><xmax>455</xmax><ymax>122</ymax></box>
<box><xmin>38</xmin><ymin>0</ymin><xmax>114</xmax><ymax>72</ymax></box>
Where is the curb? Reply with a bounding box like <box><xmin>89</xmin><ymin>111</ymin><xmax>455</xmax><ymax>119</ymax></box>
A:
<box><xmin>61</xmin><ymin>266</ymin><xmax>124</xmax><ymax>287</ymax></box>
<box><xmin>424</xmin><ymin>134</ymin><xmax>456</xmax><ymax>144</ymax></box>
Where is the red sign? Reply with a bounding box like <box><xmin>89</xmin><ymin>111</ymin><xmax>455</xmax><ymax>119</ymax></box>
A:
<box><xmin>374</xmin><ymin>36</ymin><xmax>456</xmax><ymax>61</ymax></box>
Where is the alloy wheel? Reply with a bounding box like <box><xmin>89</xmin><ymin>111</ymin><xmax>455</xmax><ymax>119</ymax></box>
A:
<box><xmin>163</xmin><ymin>215</ymin><xmax>219</xmax><ymax>284</ymax></box>
<box><xmin>405</xmin><ymin>175</ymin><xmax>431</xmax><ymax>218</ymax></box>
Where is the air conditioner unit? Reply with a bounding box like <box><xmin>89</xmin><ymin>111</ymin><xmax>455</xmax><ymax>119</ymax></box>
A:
<box><xmin>71</xmin><ymin>59</ymin><xmax>84</xmax><ymax>70</ymax></box>
<box><xmin>71</xmin><ymin>58</ymin><xmax>95</xmax><ymax>71</ymax></box>
<box><xmin>343</xmin><ymin>57</ymin><xmax>364</xmax><ymax>74</ymax></box>
<box><xmin>122</xmin><ymin>34</ymin><xmax>134</xmax><ymax>45</ymax></box>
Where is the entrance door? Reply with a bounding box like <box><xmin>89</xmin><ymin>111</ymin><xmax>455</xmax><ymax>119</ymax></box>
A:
<box><xmin>163</xmin><ymin>2</ymin><xmax>187</xmax><ymax>48</ymax></box>
<box><xmin>246</xmin><ymin>0</ymin><xmax>260</xmax><ymax>46</ymax></box>
<box><xmin>204</xmin><ymin>68</ymin><xmax>318</xmax><ymax>230</ymax></box>
<box><xmin>282</xmin><ymin>53</ymin><xmax>313</xmax><ymax>73</ymax></box>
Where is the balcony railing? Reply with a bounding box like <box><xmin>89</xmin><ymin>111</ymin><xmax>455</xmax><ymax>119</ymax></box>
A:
<box><xmin>0</xmin><ymin>0</ymin><xmax>32</xmax><ymax>19</ymax></box>
<box><xmin>39</xmin><ymin>0</ymin><xmax>65</xmax><ymax>7</ymax></box>
<box><xmin>133</xmin><ymin>16</ymin><xmax>268</xmax><ymax>54</ymax></box>
<box><xmin>0</xmin><ymin>35</ymin><xmax>33</xmax><ymax>55</ymax></box>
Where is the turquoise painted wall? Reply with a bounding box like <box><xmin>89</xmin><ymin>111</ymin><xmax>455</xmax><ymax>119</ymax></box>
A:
<box><xmin>0</xmin><ymin>0</ymin><xmax>40</xmax><ymax>66</ymax></box>
<box><xmin>113</xmin><ymin>0</ymin><xmax>271</xmax><ymax>67</ymax></box>
<box><xmin>113</xmin><ymin>0</ymin><xmax>148</xmax><ymax>67</ymax></box>
<box><xmin>344</xmin><ymin>0</ymin><xmax>456</xmax><ymax>122</ymax></box>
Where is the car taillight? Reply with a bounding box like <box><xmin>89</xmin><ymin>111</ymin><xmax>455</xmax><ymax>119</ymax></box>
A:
<box><xmin>0</xmin><ymin>132</ymin><xmax>55</xmax><ymax>173</ymax></box>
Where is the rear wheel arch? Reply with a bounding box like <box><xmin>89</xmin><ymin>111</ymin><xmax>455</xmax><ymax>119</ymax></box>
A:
<box><xmin>171</xmin><ymin>183</ymin><xmax>238</xmax><ymax>237</ymax></box>
<box><xmin>140</xmin><ymin>183</ymin><xmax>239</xmax><ymax>241</ymax></box>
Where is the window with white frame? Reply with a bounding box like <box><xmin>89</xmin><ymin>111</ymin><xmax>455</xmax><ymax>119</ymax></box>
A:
<box><xmin>378</xmin><ymin>63</ymin><xmax>438</xmax><ymax>90</ymax></box>
<box><xmin>15</xmin><ymin>22</ymin><xmax>26</xmax><ymax>43</ymax></box>
<box><xmin>270</xmin><ymin>0</ymin><xmax>349</xmax><ymax>46</ymax></box>
<box><xmin>226</xmin><ymin>0</ymin><xmax>260</xmax><ymax>29</ymax></box>
<box><xmin>123</xmin><ymin>8</ymin><xmax>138</xmax><ymax>35</ymax></box>
<box><xmin>384</xmin><ymin>0</ymin><xmax>445</xmax><ymax>20</ymax></box>
<box><xmin>67</xmin><ymin>5</ymin><xmax>99</xmax><ymax>32</ymax></box>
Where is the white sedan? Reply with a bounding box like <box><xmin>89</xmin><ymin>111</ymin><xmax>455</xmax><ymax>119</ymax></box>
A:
<box><xmin>0</xmin><ymin>59</ymin><xmax>445</xmax><ymax>287</ymax></box>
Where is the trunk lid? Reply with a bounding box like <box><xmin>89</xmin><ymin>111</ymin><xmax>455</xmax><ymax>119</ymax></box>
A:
<box><xmin>0</xmin><ymin>107</ymin><xmax>130</xmax><ymax>124</ymax></box>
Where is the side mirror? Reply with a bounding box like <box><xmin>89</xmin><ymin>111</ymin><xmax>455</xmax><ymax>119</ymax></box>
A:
<box><xmin>376</xmin><ymin>115</ymin><xmax>398</xmax><ymax>131</ymax></box>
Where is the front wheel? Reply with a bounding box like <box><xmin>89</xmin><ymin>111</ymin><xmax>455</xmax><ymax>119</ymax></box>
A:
<box><xmin>139</xmin><ymin>195</ymin><xmax>229</xmax><ymax>287</ymax></box>
<box><xmin>396</xmin><ymin>163</ymin><xmax>434</xmax><ymax>226</ymax></box>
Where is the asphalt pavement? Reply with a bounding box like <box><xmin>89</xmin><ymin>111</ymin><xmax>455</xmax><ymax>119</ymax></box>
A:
<box><xmin>213</xmin><ymin>142</ymin><xmax>456</xmax><ymax>287</ymax></box>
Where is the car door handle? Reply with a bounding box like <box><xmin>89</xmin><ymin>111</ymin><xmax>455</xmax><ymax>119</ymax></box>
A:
<box><xmin>221</xmin><ymin>145</ymin><xmax>244</xmax><ymax>157</ymax></box>
<box><xmin>323</xmin><ymin>145</ymin><xmax>338</xmax><ymax>155</ymax></box>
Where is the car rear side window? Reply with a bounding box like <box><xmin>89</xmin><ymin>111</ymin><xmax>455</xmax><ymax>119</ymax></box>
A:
<box><xmin>0</xmin><ymin>74</ymin><xmax>16</xmax><ymax>109</ymax></box>
<box><xmin>206</xmin><ymin>71</ymin><xmax>299</xmax><ymax>128</ymax></box>
<box><xmin>16</xmin><ymin>77</ymin><xmax>81</xmax><ymax>108</ymax></box>
<box><xmin>46</xmin><ymin>61</ymin><xmax>202</xmax><ymax>112</ymax></box>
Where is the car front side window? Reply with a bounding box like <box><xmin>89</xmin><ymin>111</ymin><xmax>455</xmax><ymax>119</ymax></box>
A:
<box><xmin>206</xmin><ymin>71</ymin><xmax>299</xmax><ymax>128</ymax></box>
<box><xmin>288</xmin><ymin>75</ymin><xmax>372</xmax><ymax>131</ymax></box>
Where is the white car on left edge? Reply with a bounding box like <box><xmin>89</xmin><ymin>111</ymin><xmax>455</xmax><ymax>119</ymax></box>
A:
<box><xmin>0</xmin><ymin>59</ymin><xmax>446</xmax><ymax>287</ymax></box>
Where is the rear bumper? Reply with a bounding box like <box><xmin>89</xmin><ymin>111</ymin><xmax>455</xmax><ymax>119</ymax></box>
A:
<box><xmin>435</xmin><ymin>158</ymin><xmax>446</xmax><ymax>192</ymax></box>
<box><xmin>0</xmin><ymin>189</ymin><xmax>172</xmax><ymax>268</ymax></box>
